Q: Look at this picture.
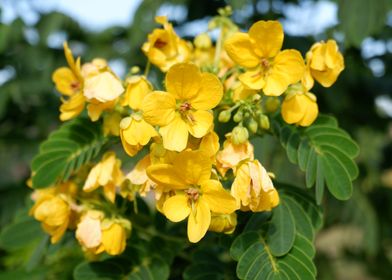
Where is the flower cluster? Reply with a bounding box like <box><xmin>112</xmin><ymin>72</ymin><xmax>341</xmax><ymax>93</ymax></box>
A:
<box><xmin>30</xmin><ymin>10</ymin><xmax>344</xmax><ymax>256</ymax></box>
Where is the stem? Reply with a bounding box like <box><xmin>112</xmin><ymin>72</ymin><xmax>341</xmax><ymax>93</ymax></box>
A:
<box><xmin>144</xmin><ymin>61</ymin><xmax>151</xmax><ymax>77</ymax></box>
<box><xmin>214</xmin><ymin>25</ymin><xmax>223</xmax><ymax>69</ymax></box>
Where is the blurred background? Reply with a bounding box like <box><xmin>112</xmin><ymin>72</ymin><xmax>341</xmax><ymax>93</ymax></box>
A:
<box><xmin>1</xmin><ymin>0</ymin><xmax>392</xmax><ymax>279</ymax></box>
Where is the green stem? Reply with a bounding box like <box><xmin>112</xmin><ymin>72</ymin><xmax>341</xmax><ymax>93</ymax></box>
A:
<box><xmin>214</xmin><ymin>25</ymin><xmax>223</xmax><ymax>69</ymax></box>
<box><xmin>144</xmin><ymin>61</ymin><xmax>151</xmax><ymax>77</ymax></box>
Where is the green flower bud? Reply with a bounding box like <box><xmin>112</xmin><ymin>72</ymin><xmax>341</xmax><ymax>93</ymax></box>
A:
<box><xmin>248</xmin><ymin>118</ymin><xmax>258</xmax><ymax>133</ymax></box>
<box><xmin>258</xmin><ymin>114</ymin><xmax>270</xmax><ymax>130</ymax></box>
<box><xmin>218</xmin><ymin>110</ymin><xmax>231</xmax><ymax>123</ymax></box>
<box><xmin>264</xmin><ymin>97</ymin><xmax>280</xmax><ymax>113</ymax></box>
<box><xmin>232</xmin><ymin>126</ymin><xmax>249</xmax><ymax>145</ymax></box>
<box><xmin>233</xmin><ymin>110</ymin><xmax>243</xmax><ymax>122</ymax></box>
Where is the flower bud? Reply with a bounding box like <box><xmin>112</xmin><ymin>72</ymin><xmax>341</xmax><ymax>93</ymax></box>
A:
<box><xmin>218</xmin><ymin>110</ymin><xmax>231</xmax><ymax>123</ymax></box>
<box><xmin>233</xmin><ymin>110</ymin><xmax>243</xmax><ymax>123</ymax></box>
<box><xmin>264</xmin><ymin>97</ymin><xmax>280</xmax><ymax>113</ymax></box>
<box><xmin>247</xmin><ymin>118</ymin><xmax>258</xmax><ymax>134</ymax></box>
<box><xmin>258</xmin><ymin>114</ymin><xmax>270</xmax><ymax>130</ymax></box>
<box><xmin>232</xmin><ymin>126</ymin><xmax>249</xmax><ymax>145</ymax></box>
<box><xmin>194</xmin><ymin>33</ymin><xmax>212</xmax><ymax>49</ymax></box>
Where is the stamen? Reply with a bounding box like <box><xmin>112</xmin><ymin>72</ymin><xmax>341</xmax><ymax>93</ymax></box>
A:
<box><xmin>154</xmin><ymin>39</ymin><xmax>167</xmax><ymax>49</ymax></box>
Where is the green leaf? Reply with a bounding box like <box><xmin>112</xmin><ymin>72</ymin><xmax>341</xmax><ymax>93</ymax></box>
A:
<box><xmin>275</xmin><ymin>115</ymin><xmax>359</xmax><ymax>201</ymax></box>
<box><xmin>0</xmin><ymin>218</ymin><xmax>44</xmax><ymax>251</ymax></box>
<box><xmin>73</xmin><ymin>260</ymin><xmax>125</xmax><ymax>280</ymax></box>
<box><xmin>278</xmin><ymin>184</ymin><xmax>323</xmax><ymax>231</ymax></box>
<box><xmin>31</xmin><ymin>117</ymin><xmax>106</xmax><ymax>188</ymax></box>
<box><xmin>338</xmin><ymin>0</ymin><xmax>389</xmax><ymax>47</ymax></box>
<box><xmin>282</xmin><ymin>195</ymin><xmax>314</xmax><ymax>240</ymax></box>
<box><xmin>267</xmin><ymin>202</ymin><xmax>295</xmax><ymax>257</ymax></box>
<box><xmin>232</xmin><ymin>232</ymin><xmax>316</xmax><ymax>280</ymax></box>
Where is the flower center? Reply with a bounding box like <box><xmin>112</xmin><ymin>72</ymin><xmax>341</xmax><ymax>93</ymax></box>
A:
<box><xmin>185</xmin><ymin>187</ymin><xmax>200</xmax><ymax>202</ymax></box>
<box><xmin>261</xmin><ymin>58</ymin><xmax>271</xmax><ymax>70</ymax></box>
<box><xmin>179</xmin><ymin>102</ymin><xmax>192</xmax><ymax>112</ymax></box>
<box><xmin>71</xmin><ymin>81</ymin><xmax>80</xmax><ymax>91</ymax></box>
<box><xmin>154</xmin><ymin>39</ymin><xmax>167</xmax><ymax>49</ymax></box>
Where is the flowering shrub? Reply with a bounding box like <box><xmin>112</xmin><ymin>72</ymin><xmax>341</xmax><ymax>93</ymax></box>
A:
<box><xmin>27</xmin><ymin>8</ymin><xmax>357</xmax><ymax>279</ymax></box>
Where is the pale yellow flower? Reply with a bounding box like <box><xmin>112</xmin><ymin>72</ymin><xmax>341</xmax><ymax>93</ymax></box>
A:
<box><xmin>231</xmin><ymin>160</ymin><xmax>279</xmax><ymax>212</ymax></box>
<box><xmin>216</xmin><ymin>135</ymin><xmax>254</xmax><ymax>176</ymax></box>
<box><xmin>83</xmin><ymin>152</ymin><xmax>124</xmax><ymax>202</ymax></box>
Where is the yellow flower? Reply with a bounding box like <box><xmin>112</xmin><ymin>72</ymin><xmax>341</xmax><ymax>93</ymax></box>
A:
<box><xmin>142</xmin><ymin>63</ymin><xmax>223</xmax><ymax>152</ymax></box>
<box><xmin>281</xmin><ymin>84</ymin><xmax>318</xmax><ymax>127</ymax></box>
<box><xmin>216</xmin><ymin>134</ymin><xmax>254</xmax><ymax>176</ymax></box>
<box><xmin>31</xmin><ymin>193</ymin><xmax>70</xmax><ymax>243</ymax></box>
<box><xmin>83</xmin><ymin>152</ymin><xmax>124</xmax><ymax>202</ymax></box>
<box><xmin>231</xmin><ymin>160</ymin><xmax>279</xmax><ymax>212</ymax></box>
<box><xmin>119</xmin><ymin>114</ymin><xmax>158</xmax><ymax>157</ymax></box>
<box><xmin>121</xmin><ymin>76</ymin><xmax>153</xmax><ymax>110</ymax></box>
<box><xmin>304</xmin><ymin>40</ymin><xmax>344</xmax><ymax>88</ymax></box>
<box><xmin>224</xmin><ymin>20</ymin><xmax>305</xmax><ymax>96</ymax></box>
<box><xmin>209</xmin><ymin>213</ymin><xmax>237</xmax><ymax>234</ymax></box>
<box><xmin>76</xmin><ymin>210</ymin><xmax>104</xmax><ymax>253</ymax></box>
<box><xmin>76</xmin><ymin>211</ymin><xmax>130</xmax><ymax>256</ymax></box>
<box><xmin>101</xmin><ymin>219</ymin><xmax>130</xmax><ymax>256</ymax></box>
<box><xmin>142</xmin><ymin>16</ymin><xmax>191</xmax><ymax>72</ymax></box>
<box><xmin>147</xmin><ymin>150</ymin><xmax>237</xmax><ymax>243</ymax></box>
<box><xmin>87</xmin><ymin>99</ymin><xmax>117</xmax><ymax>122</ymax></box>
<box><xmin>52</xmin><ymin>42</ymin><xmax>83</xmax><ymax>96</ymax></box>
<box><xmin>123</xmin><ymin>154</ymin><xmax>155</xmax><ymax>197</ymax></box>
<box><xmin>52</xmin><ymin>42</ymin><xmax>85</xmax><ymax>121</ymax></box>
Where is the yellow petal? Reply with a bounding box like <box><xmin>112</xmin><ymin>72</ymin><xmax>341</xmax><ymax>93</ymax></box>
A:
<box><xmin>122</xmin><ymin>76</ymin><xmax>152</xmax><ymax>110</ymax></box>
<box><xmin>83</xmin><ymin>163</ymin><xmax>101</xmax><ymax>192</ymax></box>
<box><xmin>163</xmin><ymin>194</ymin><xmax>191</xmax><ymax>222</ymax></box>
<box><xmin>189</xmin><ymin>73</ymin><xmax>223</xmax><ymax>110</ymax></box>
<box><xmin>249</xmin><ymin>20</ymin><xmax>283</xmax><ymax>58</ymax></box>
<box><xmin>201</xmin><ymin>180</ymin><xmax>237</xmax><ymax>214</ymax></box>
<box><xmin>165</xmin><ymin>63</ymin><xmax>201</xmax><ymax>100</ymax></box>
<box><xmin>160</xmin><ymin>114</ymin><xmax>189</xmax><ymax>152</ymax></box>
<box><xmin>52</xmin><ymin>67</ymin><xmax>80</xmax><ymax>96</ymax></box>
<box><xmin>298</xmin><ymin>94</ymin><xmax>318</xmax><ymax>127</ymax></box>
<box><xmin>263</xmin><ymin>50</ymin><xmax>305</xmax><ymax>96</ymax></box>
<box><xmin>126</xmin><ymin>155</ymin><xmax>150</xmax><ymax>185</ymax></box>
<box><xmin>97</xmin><ymin>153</ymin><xmax>116</xmax><ymax>186</ymax></box>
<box><xmin>101</xmin><ymin>223</ymin><xmax>127</xmax><ymax>255</ymax></box>
<box><xmin>103</xmin><ymin>183</ymin><xmax>116</xmax><ymax>203</ymax></box>
<box><xmin>199</xmin><ymin>131</ymin><xmax>220</xmax><ymax>157</ymax></box>
<box><xmin>224</xmin><ymin>33</ymin><xmax>260</xmax><ymax>68</ymax></box>
<box><xmin>186</xmin><ymin>110</ymin><xmax>213</xmax><ymax>138</ymax></box>
<box><xmin>84</xmin><ymin>72</ymin><xmax>124</xmax><ymax>102</ymax></box>
<box><xmin>281</xmin><ymin>94</ymin><xmax>306</xmax><ymax>124</ymax></box>
<box><xmin>76</xmin><ymin>215</ymin><xmax>102</xmax><ymax>249</ymax></box>
<box><xmin>187</xmin><ymin>198</ymin><xmax>211</xmax><ymax>243</ymax></box>
<box><xmin>231</xmin><ymin>163</ymin><xmax>252</xmax><ymax>207</ymax></box>
<box><xmin>33</xmin><ymin>197</ymin><xmax>69</xmax><ymax>226</ymax></box>
<box><xmin>121</xmin><ymin>117</ymin><xmax>158</xmax><ymax>146</ymax></box>
<box><xmin>239</xmin><ymin>68</ymin><xmax>266</xmax><ymax>90</ymax></box>
<box><xmin>59</xmin><ymin>93</ymin><xmax>85</xmax><ymax>121</ymax></box>
<box><xmin>142</xmin><ymin>91</ymin><xmax>176</xmax><ymax>126</ymax></box>
<box><xmin>146</xmin><ymin>163</ymin><xmax>186</xmax><ymax>189</ymax></box>
<box><xmin>172</xmin><ymin>150</ymin><xmax>212</xmax><ymax>185</ymax></box>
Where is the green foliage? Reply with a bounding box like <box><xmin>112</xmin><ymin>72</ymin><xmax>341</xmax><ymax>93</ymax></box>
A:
<box><xmin>273</xmin><ymin>115</ymin><xmax>359</xmax><ymax>203</ymax></box>
<box><xmin>338</xmin><ymin>0</ymin><xmax>390</xmax><ymax>47</ymax></box>
<box><xmin>230</xmin><ymin>187</ymin><xmax>322</xmax><ymax>279</ymax></box>
<box><xmin>31</xmin><ymin>117</ymin><xmax>107</xmax><ymax>188</ymax></box>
